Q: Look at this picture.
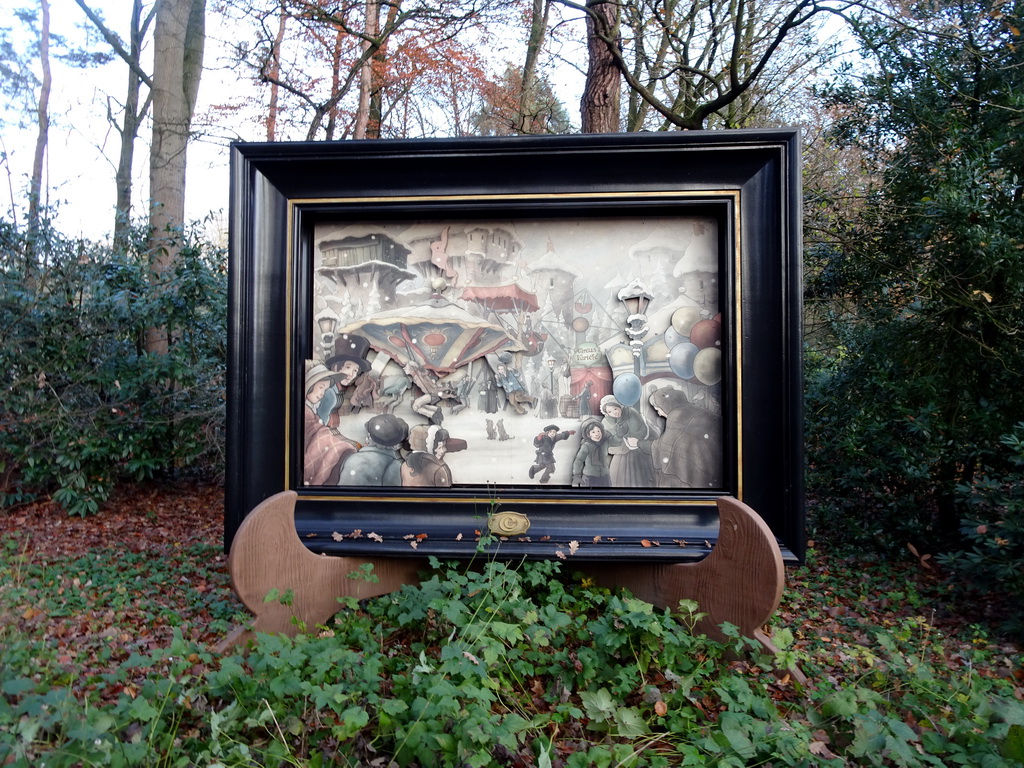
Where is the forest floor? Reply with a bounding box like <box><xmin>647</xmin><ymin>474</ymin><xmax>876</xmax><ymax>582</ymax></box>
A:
<box><xmin>1</xmin><ymin>481</ymin><xmax>1021</xmax><ymax>702</ymax></box>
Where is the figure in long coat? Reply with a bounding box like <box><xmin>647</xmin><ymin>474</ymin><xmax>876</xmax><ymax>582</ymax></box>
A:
<box><xmin>648</xmin><ymin>387</ymin><xmax>722</xmax><ymax>488</ymax></box>
<box><xmin>576</xmin><ymin>380</ymin><xmax>595</xmax><ymax>419</ymax></box>
<box><xmin>600</xmin><ymin>394</ymin><xmax>657</xmax><ymax>488</ymax></box>
<box><xmin>478</xmin><ymin>378</ymin><xmax>499</xmax><ymax>413</ymax></box>
<box><xmin>538</xmin><ymin>386</ymin><xmax>558</xmax><ymax>419</ymax></box>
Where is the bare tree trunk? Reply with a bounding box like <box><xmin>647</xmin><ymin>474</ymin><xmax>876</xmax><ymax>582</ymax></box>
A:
<box><xmin>326</xmin><ymin>28</ymin><xmax>345</xmax><ymax>140</ymax></box>
<box><xmin>367</xmin><ymin>47</ymin><xmax>384</xmax><ymax>139</ymax></box>
<box><xmin>28</xmin><ymin>0</ymin><xmax>51</xmax><ymax>249</ymax></box>
<box><xmin>147</xmin><ymin>0</ymin><xmax>205</xmax><ymax>355</ymax></box>
<box><xmin>518</xmin><ymin>0</ymin><xmax>550</xmax><ymax>133</ymax></box>
<box><xmin>73</xmin><ymin>0</ymin><xmax>156</xmax><ymax>249</ymax></box>
<box><xmin>354</xmin><ymin>0</ymin><xmax>379</xmax><ymax>139</ymax></box>
<box><xmin>366</xmin><ymin>1</ymin><xmax>398</xmax><ymax>139</ymax></box>
<box><xmin>266</xmin><ymin>1</ymin><xmax>287</xmax><ymax>140</ymax></box>
<box><xmin>112</xmin><ymin>0</ymin><xmax>152</xmax><ymax>250</ymax></box>
<box><xmin>580</xmin><ymin>0</ymin><xmax>620</xmax><ymax>133</ymax></box>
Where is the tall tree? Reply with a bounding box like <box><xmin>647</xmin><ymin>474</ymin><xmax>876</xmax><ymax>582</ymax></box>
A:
<box><xmin>472</xmin><ymin>63</ymin><xmax>572</xmax><ymax>134</ymax></box>
<box><xmin>518</xmin><ymin>0</ymin><xmax>552</xmax><ymax>132</ymax></box>
<box><xmin>147</xmin><ymin>0</ymin><xmax>205</xmax><ymax>355</ymax></box>
<box><xmin>265</xmin><ymin>0</ymin><xmax>288</xmax><ymax>140</ymax></box>
<box><xmin>73</xmin><ymin>0</ymin><xmax>156</xmax><ymax>249</ymax></box>
<box><xmin>579</xmin><ymin>0</ymin><xmax>620</xmax><ymax>131</ymax></box>
<box><xmin>27</xmin><ymin>0</ymin><xmax>51</xmax><ymax>246</ymax></box>
<box><xmin>354</xmin><ymin>0</ymin><xmax>381</xmax><ymax>137</ymax></box>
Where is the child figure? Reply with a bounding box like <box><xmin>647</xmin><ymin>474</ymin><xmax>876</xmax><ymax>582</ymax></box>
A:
<box><xmin>571</xmin><ymin>418</ymin><xmax>612</xmax><ymax>488</ymax></box>
<box><xmin>528</xmin><ymin>424</ymin><xmax>575</xmax><ymax>484</ymax></box>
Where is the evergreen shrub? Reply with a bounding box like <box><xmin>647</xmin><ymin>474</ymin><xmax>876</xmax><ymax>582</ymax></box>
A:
<box><xmin>0</xmin><ymin>217</ymin><xmax>227</xmax><ymax>515</ymax></box>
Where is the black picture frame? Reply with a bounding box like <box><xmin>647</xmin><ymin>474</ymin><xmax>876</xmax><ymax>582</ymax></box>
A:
<box><xmin>227</xmin><ymin>131</ymin><xmax>804</xmax><ymax>564</ymax></box>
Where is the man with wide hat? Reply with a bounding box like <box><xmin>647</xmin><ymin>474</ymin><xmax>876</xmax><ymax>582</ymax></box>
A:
<box><xmin>319</xmin><ymin>333</ymin><xmax>372</xmax><ymax>424</ymax></box>
<box><xmin>326</xmin><ymin>333</ymin><xmax>372</xmax><ymax>380</ymax></box>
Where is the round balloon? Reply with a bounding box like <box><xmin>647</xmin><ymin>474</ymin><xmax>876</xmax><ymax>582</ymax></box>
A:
<box><xmin>668</xmin><ymin>342</ymin><xmax>699</xmax><ymax>380</ymax></box>
<box><xmin>612</xmin><ymin>373</ymin><xmax>642</xmax><ymax>406</ymax></box>
<box><xmin>693</xmin><ymin>347</ymin><xmax>722</xmax><ymax>386</ymax></box>
<box><xmin>663</xmin><ymin>325</ymin><xmax>684</xmax><ymax>348</ymax></box>
<box><xmin>690</xmin><ymin>319</ymin><xmax>722</xmax><ymax>350</ymax></box>
<box><xmin>671</xmin><ymin>306</ymin><xmax>702</xmax><ymax>337</ymax></box>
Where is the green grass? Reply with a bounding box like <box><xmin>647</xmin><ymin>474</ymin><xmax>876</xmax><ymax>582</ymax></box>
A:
<box><xmin>1</xmin><ymin>536</ymin><xmax>1022</xmax><ymax>767</ymax></box>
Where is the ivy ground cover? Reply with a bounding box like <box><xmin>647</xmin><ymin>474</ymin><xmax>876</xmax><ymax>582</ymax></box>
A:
<box><xmin>1</xmin><ymin>483</ymin><xmax>1022</xmax><ymax>766</ymax></box>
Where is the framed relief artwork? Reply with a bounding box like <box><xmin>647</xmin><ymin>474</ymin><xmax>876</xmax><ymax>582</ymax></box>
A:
<box><xmin>226</xmin><ymin>131</ymin><xmax>805</xmax><ymax>563</ymax></box>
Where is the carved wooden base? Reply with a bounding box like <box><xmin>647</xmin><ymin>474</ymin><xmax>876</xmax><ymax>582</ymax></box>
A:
<box><xmin>221</xmin><ymin>492</ymin><xmax>789</xmax><ymax>666</ymax></box>
<box><xmin>578</xmin><ymin>496</ymin><xmax>785</xmax><ymax>643</ymax></box>
<box><xmin>219</xmin><ymin>490</ymin><xmax>425</xmax><ymax>649</ymax></box>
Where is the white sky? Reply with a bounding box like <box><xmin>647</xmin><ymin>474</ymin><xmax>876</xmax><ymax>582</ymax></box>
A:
<box><xmin>0</xmin><ymin>3</ymin><xmax>588</xmax><ymax>243</ymax></box>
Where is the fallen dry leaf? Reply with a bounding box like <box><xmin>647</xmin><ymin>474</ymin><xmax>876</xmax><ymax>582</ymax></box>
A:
<box><xmin>809</xmin><ymin>741</ymin><xmax>837</xmax><ymax>759</ymax></box>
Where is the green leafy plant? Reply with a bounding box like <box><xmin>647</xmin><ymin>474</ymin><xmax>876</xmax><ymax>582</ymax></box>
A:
<box><xmin>804</xmin><ymin>0</ymin><xmax>1024</xmax><ymax>557</ymax></box>
<box><xmin>4</xmin><ymin>548</ymin><xmax>1022</xmax><ymax>767</ymax></box>
<box><xmin>0</xmin><ymin>216</ymin><xmax>227</xmax><ymax>515</ymax></box>
<box><xmin>938</xmin><ymin>423</ymin><xmax>1024</xmax><ymax>637</ymax></box>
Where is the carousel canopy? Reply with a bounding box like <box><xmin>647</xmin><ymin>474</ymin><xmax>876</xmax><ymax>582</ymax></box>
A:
<box><xmin>461</xmin><ymin>284</ymin><xmax>540</xmax><ymax>314</ymax></box>
<box><xmin>340</xmin><ymin>297</ymin><xmax>522</xmax><ymax>374</ymax></box>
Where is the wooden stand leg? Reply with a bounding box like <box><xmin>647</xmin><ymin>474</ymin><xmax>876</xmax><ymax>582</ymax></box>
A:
<box><xmin>219</xmin><ymin>490</ymin><xmax>424</xmax><ymax>649</ymax></box>
<box><xmin>579</xmin><ymin>496</ymin><xmax>785</xmax><ymax>645</ymax></box>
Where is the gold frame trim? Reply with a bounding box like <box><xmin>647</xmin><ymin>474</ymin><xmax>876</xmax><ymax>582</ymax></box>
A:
<box><xmin>285</xmin><ymin>190</ymin><xmax>742</xmax><ymax>504</ymax></box>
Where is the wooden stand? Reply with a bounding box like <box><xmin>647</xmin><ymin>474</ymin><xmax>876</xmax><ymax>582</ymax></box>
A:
<box><xmin>219</xmin><ymin>490</ymin><xmax>425</xmax><ymax>649</ymax></box>
<box><xmin>221</xmin><ymin>492</ymin><xmax>785</xmax><ymax>655</ymax></box>
<box><xmin>579</xmin><ymin>496</ymin><xmax>785</xmax><ymax>647</ymax></box>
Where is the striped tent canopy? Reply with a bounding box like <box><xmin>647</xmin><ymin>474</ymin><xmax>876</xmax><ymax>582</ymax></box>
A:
<box><xmin>340</xmin><ymin>297</ymin><xmax>521</xmax><ymax>375</ymax></box>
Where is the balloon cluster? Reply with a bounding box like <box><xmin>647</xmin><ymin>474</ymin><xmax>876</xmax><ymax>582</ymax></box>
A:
<box><xmin>611</xmin><ymin>306</ymin><xmax>722</xmax><ymax>408</ymax></box>
<box><xmin>665</xmin><ymin>307</ymin><xmax>722</xmax><ymax>386</ymax></box>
